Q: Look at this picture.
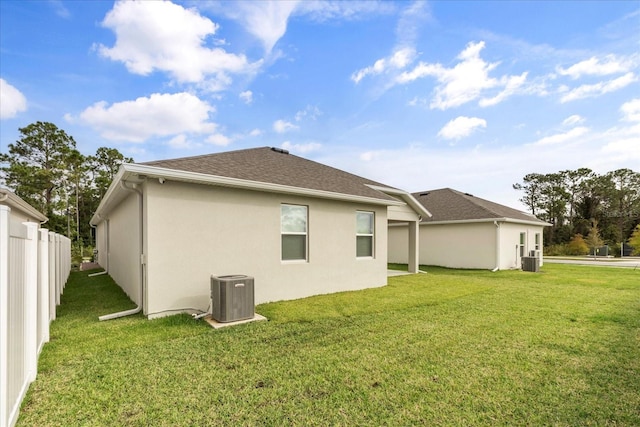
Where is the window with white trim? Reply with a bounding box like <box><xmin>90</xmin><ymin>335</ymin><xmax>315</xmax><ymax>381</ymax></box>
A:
<box><xmin>281</xmin><ymin>204</ymin><xmax>308</xmax><ymax>261</ymax></box>
<box><xmin>535</xmin><ymin>233</ymin><xmax>541</xmax><ymax>251</ymax></box>
<box><xmin>356</xmin><ymin>211</ymin><xmax>374</xmax><ymax>258</ymax></box>
<box><xmin>519</xmin><ymin>232</ymin><xmax>526</xmax><ymax>257</ymax></box>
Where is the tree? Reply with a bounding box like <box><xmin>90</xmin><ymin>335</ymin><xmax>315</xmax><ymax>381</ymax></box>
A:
<box><xmin>1</xmin><ymin>122</ymin><xmax>133</xmax><ymax>252</ymax></box>
<box><xmin>604</xmin><ymin>169</ymin><xmax>640</xmax><ymax>244</ymax></box>
<box><xmin>0</xmin><ymin>121</ymin><xmax>80</xmax><ymax>226</ymax></box>
<box><xmin>86</xmin><ymin>147</ymin><xmax>133</xmax><ymax>198</ymax></box>
<box><xmin>562</xmin><ymin>168</ymin><xmax>594</xmax><ymax>229</ymax></box>
<box><xmin>585</xmin><ymin>221</ymin><xmax>605</xmax><ymax>256</ymax></box>
<box><xmin>513</xmin><ymin>173</ymin><xmax>545</xmax><ymax>216</ymax></box>
<box><xmin>628</xmin><ymin>225</ymin><xmax>640</xmax><ymax>256</ymax></box>
<box><xmin>514</xmin><ymin>167</ymin><xmax>640</xmax><ymax>250</ymax></box>
<box><xmin>566</xmin><ymin>234</ymin><xmax>589</xmax><ymax>255</ymax></box>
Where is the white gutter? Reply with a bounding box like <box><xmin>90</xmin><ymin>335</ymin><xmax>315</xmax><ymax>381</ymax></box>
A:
<box><xmin>420</xmin><ymin>217</ymin><xmax>550</xmax><ymax>227</ymax></box>
<box><xmin>366</xmin><ymin>185</ymin><xmax>432</xmax><ymax>219</ymax></box>
<box><xmin>98</xmin><ymin>180</ymin><xmax>144</xmax><ymax>321</ymax></box>
<box><xmin>0</xmin><ymin>188</ymin><xmax>48</xmax><ymax>222</ymax></box>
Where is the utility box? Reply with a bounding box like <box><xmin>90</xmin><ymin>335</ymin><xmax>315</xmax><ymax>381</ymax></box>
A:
<box><xmin>521</xmin><ymin>256</ymin><xmax>539</xmax><ymax>272</ymax></box>
<box><xmin>211</xmin><ymin>275</ymin><xmax>254</xmax><ymax>323</ymax></box>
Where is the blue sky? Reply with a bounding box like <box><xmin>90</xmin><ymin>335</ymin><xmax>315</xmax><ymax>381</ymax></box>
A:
<box><xmin>1</xmin><ymin>1</ymin><xmax>639</xmax><ymax>210</ymax></box>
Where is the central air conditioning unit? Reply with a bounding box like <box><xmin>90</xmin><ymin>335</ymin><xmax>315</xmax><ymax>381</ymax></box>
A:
<box><xmin>521</xmin><ymin>256</ymin><xmax>539</xmax><ymax>272</ymax></box>
<box><xmin>211</xmin><ymin>275</ymin><xmax>255</xmax><ymax>323</ymax></box>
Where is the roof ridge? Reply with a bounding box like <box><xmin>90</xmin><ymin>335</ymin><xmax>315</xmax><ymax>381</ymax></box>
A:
<box><xmin>411</xmin><ymin>187</ymin><xmax>543</xmax><ymax>224</ymax></box>
<box><xmin>455</xmin><ymin>189</ymin><xmax>514</xmax><ymax>218</ymax></box>
<box><xmin>141</xmin><ymin>146</ymin><xmax>271</xmax><ymax>165</ymax></box>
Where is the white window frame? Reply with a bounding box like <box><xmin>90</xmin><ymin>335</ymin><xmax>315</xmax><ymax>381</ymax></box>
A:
<box><xmin>519</xmin><ymin>232</ymin><xmax>526</xmax><ymax>257</ymax></box>
<box><xmin>281</xmin><ymin>204</ymin><xmax>308</xmax><ymax>262</ymax></box>
<box><xmin>535</xmin><ymin>233</ymin><xmax>541</xmax><ymax>251</ymax></box>
<box><xmin>356</xmin><ymin>211</ymin><xmax>375</xmax><ymax>258</ymax></box>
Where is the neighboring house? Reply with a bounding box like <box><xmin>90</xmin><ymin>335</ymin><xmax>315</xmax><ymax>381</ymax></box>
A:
<box><xmin>90</xmin><ymin>147</ymin><xmax>428</xmax><ymax>319</ymax></box>
<box><xmin>388</xmin><ymin>188</ymin><xmax>550</xmax><ymax>270</ymax></box>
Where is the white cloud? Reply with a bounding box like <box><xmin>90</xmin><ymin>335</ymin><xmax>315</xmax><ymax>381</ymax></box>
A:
<box><xmin>168</xmin><ymin>134</ymin><xmax>199</xmax><ymax>149</ymax></box>
<box><xmin>352</xmin><ymin>47</ymin><xmax>416</xmax><ymax>83</ymax></box>
<box><xmin>557</xmin><ymin>55</ymin><xmax>634</xmax><ymax>79</ymax></box>
<box><xmin>248</xmin><ymin>128</ymin><xmax>263</xmax><ymax>137</ymax></box>
<box><xmin>479</xmin><ymin>72</ymin><xmax>528</xmax><ymax>107</ymax></box>
<box><xmin>396</xmin><ymin>41</ymin><xmax>529</xmax><ymax>110</ymax></box>
<box><xmin>206</xmin><ymin>133</ymin><xmax>232</xmax><ymax>146</ymax></box>
<box><xmin>239</xmin><ymin>90</ymin><xmax>253</xmax><ymax>105</ymax></box>
<box><xmin>560</xmin><ymin>72</ymin><xmax>637</xmax><ymax>103</ymax></box>
<box><xmin>562</xmin><ymin>115</ymin><xmax>585</xmax><ymax>126</ymax></box>
<box><xmin>69</xmin><ymin>92</ymin><xmax>217</xmax><ymax>142</ymax></box>
<box><xmin>273</xmin><ymin>119</ymin><xmax>299</xmax><ymax>133</ymax></box>
<box><xmin>530</xmin><ymin>126</ymin><xmax>590</xmax><ymax>146</ymax></box>
<box><xmin>281</xmin><ymin>141</ymin><xmax>322</xmax><ymax>153</ymax></box>
<box><xmin>294</xmin><ymin>105</ymin><xmax>322</xmax><ymax>121</ymax></box>
<box><xmin>204</xmin><ymin>1</ymin><xmax>394</xmax><ymax>56</ymax></box>
<box><xmin>97</xmin><ymin>1</ymin><xmax>257</xmax><ymax>86</ymax></box>
<box><xmin>438</xmin><ymin>116</ymin><xmax>487</xmax><ymax>141</ymax></box>
<box><xmin>0</xmin><ymin>78</ymin><xmax>27</xmax><ymax>119</ymax></box>
<box><xmin>620</xmin><ymin>98</ymin><xmax>640</xmax><ymax>122</ymax></box>
<box><xmin>321</xmin><ymin>125</ymin><xmax>638</xmax><ymax>212</ymax></box>
<box><xmin>231</xmin><ymin>1</ymin><xmax>298</xmax><ymax>53</ymax></box>
<box><xmin>49</xmin><ymin>0</ymin><xmax>71</xmax><ymax>19</ymax></box>
<box><xmin>296</xmin><ymin>1</ymin><xmax>396</xmax><ymax>22</ymax></box>
<box><xmin>350</xmin><ymin>1</ymin><xmax>429</xmax><ymax>92</ymax></box>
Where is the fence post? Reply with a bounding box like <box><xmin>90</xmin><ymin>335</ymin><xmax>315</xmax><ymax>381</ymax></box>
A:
<box><xmin>0</xmin><ymin>206</ymin><xmax>10</xmax><ymax>427</ymax></box>
<box><xmin>23</xmin><ymin>222</ymin><xmax>39</xmax><ymax>383</ymax></box>
<box><xmin>48</xmin><ymin>233</ymin><xmax>56</xmax><ymax>321</ymax></box>
<box><xmin>38</xmin><ymin>229</ymin><xmax>50</xmax><ymax>353</ymax></box>
<box><xmin>55</xmin><ymin>234</ymin><xmax>61</xmax><ymax>306</ymax></box>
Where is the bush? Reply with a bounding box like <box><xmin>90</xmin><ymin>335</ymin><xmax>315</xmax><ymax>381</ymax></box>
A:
<box><xmin>544</xmin><ymin>244</ymin><xmax>566</xmax><ymax>256</ymax></box>
<box><xmin>565</xmin><ymin>234</ymin><xmax>589</xmax><ymax>256</ymax></box>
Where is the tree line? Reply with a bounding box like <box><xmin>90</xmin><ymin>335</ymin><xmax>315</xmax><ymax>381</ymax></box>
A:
<box><xmin>513</xmin><ymin>168</ymin><xmax>640</xmax><ymax>253</ymax></box>
<box><xmin>0</xmin><ymin>121</ymin><xmax>132</xmax><ymax>258</ymax></box>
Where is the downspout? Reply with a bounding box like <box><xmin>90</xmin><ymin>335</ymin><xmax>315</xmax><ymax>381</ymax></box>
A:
<box><xmin>492</xmin><ymin>221</ymin><xmax>500</xmax><ymax>272</ymax></box>
<box><xmin>99</xmin><ymin>180</ymin><xmax>145</xmax><ymax>321</ymax></box>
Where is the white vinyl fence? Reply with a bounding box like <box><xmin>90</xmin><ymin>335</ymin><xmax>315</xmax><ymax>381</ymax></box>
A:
<box><xmin>0</xmin><ymin>205</ymin><xmax>71</xmax><ymax>427</ymax></box>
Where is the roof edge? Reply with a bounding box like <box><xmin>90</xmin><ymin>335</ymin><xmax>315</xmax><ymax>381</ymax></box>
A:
<box><xmin>91</xmin><ymin>163</ymin><xmax>406</xmax><ymax>225</ymax></box>
<box><xmin>0</xmin><ymin>188</ymin><xmax>48</xmax><ymax>222</ymax></box>
<box><xmin>367</xmin><ymin>185</ymin><xmax>432</xmax><ymax>219</ymax></box>
<box><xmin>421</xmin><ymin>217</ymin><xmax>551</xmax><ymax>227</ymax></box>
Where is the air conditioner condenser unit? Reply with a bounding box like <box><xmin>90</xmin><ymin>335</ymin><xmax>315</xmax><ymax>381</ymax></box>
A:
<box><xmin>211</xmin><ymin>275</ymin><xmax>255</xmax><ymax>323</ymax></box>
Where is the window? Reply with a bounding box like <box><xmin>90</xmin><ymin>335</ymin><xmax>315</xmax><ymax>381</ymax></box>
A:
<box><xmin>519</xmin><ymin>232</ymin><xmax>526</xmax><ymax>257</ymax></box>
<box><xmin>535</xmin><ymin>233</ymin><xmax>541</xmax><ymax>251</ymax></box>
<box><xmin>281</xmin><ymin>204</ymin><xmax>307</xmax><ymax>261</ymax></box>
<box><xmin>356</xmin><ymin>211</ymin><xmax>374</xmax><ymax>258</ymax></box>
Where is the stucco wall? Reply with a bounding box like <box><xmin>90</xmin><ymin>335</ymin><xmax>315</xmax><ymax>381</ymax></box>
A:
<box><xmin>498</xmin><ymin>222</ymin><xmax>544</xmax><ymax>270</ymax></box>
<box><xmin>389</xmin><ymin>222</ymin><xmax>496</xmax><ymax>269</ymax></box>
<box><xmin>104</xmin><ymin>191</ymin><xmax>141</xmax><ymax>304</ymax></box>
<box><xmin>95</xmin><ymin>220</ymin><xmax>108</xmax><ymax>269</ymax></box>
<box><xmin>389</xmin><ymin>221</ymin><xmax>545</xmax><ymax>270</ymax></box>
<box><xmin>142</xmin><ymin>180</ymin><xmax>388</xmax><ymax>317</ymax></box>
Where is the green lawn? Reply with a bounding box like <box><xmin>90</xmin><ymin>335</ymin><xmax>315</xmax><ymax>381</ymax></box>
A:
<box><xmin>19</xmin><ymin>264</ymin><xmax>640</xmax><ymax>426</ymax></box>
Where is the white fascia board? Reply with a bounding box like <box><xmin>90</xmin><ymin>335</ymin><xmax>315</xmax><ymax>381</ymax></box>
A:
<box><xmin>0</xmin><ymin>188</ymin><xmax>47</xmax><ymax>222</ymax></box>
<box><xmin>420</xmin><ymin>217</ymin><xmax>551</xmax><ymax>227</ymax></box>
<box><xmin>90</xmin><ymin>164</ymin><xmax>405</xmax><ymax>225</ymax></box>
<box><xmin>89</xmin><ymin>167</ymin><xmax>127</xmax><ymax>225</ymax></box>
<box><xmin>366</xmin><ymin>185</ymin><xmax>432</xmax><ymax>219</ymax></box>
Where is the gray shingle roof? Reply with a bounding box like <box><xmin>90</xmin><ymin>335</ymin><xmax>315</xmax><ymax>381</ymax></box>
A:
<box><xmin>413</xmin><ymin>188</ymin><xmax>547</xmax><ymax>224</ymax></box>
<box><xmin>141</xmin><ymin>147</ymin><xmax>398</xmax><ymax>202</ymax></box>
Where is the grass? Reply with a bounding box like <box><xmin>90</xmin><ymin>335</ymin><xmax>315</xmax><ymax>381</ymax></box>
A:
<box><xmin>18</xmin><ymin>264</ymin><xmax>640</xmax><ymax>426</ymax></box>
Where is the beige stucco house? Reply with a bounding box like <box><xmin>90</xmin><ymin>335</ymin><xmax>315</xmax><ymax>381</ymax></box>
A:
<box><xmin>388</xmin><ymin>188</ymin><xmax>550</xmax><ymax>271</ymax></box>
<box><xmin>90</xmin><ymin>147</ymin><xmax>428</xmax><ymax>319</ymax></box>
